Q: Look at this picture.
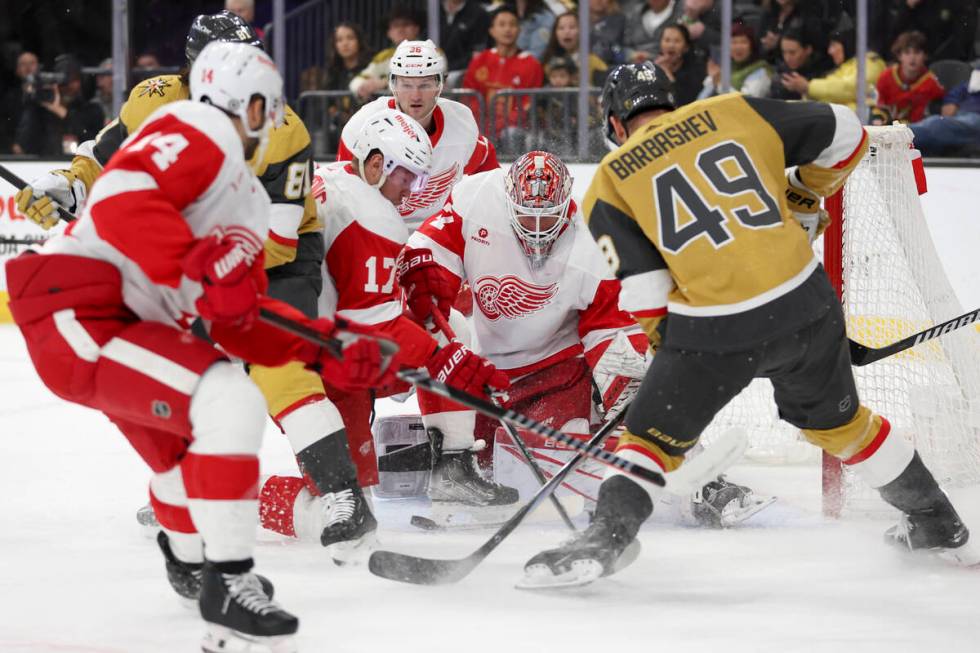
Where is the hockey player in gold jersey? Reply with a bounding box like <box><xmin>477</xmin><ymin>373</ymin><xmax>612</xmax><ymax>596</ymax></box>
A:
<box><xmin>14</xmin><ymin>11</ymin><xmax>368</xmax><ymax>595</ymax></box>
<box><xmin>520</xmin><ymin>62</ymin><xmax>976</xmax><ymax>589</ymax></box>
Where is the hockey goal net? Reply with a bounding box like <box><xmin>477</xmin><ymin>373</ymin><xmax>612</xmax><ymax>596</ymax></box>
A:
<box><xmin>700</xmin><ymin>124</ymin><xmax>980</xmax><ymax>517</ymax></box>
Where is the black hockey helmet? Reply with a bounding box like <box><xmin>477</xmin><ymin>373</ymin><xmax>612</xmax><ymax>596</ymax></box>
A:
<box><xmin>185</xmin><ymin>10</ymin><xmax>263</xmax><ymax>66</ymax></box>
<box><xmin>600</xmin><ymin>61</ymin><xmax>676</xmax><ymax>149</ymax></box>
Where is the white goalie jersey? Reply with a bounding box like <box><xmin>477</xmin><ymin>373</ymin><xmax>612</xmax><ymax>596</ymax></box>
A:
<box><xmin>336</xmin><ymin>97</ymin><xmax>499</xmax><ymax>230</ymax></box>
<box><xmin>407</xmin><ymin>168</ymin><xmax>646</xmax><ymax>376</ymax></box>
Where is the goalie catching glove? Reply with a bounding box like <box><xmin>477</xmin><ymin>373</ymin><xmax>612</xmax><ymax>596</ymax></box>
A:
<box><xmin>15</xmin><ymin>170</ymin><xmax>87</xmax><ymax>229</ymax></box>
<box><xmin>785</xmin><ymin>168</ymin><xmax>830</xmax><ymax>244</ymax></box>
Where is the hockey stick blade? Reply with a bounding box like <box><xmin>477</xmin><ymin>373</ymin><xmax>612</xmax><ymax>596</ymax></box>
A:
<box><xmin>849</xmin><ymin>306</ymin><xmax>980</xmax><ymax>366</ymax></box>
<box><xmin>396</xmin><ymin>369</ymin><xmax>666</xmax><ymax>488</ymax></box>
<box><xmin>368</xmin><ymin>408</ymin><xmax>628</xmax><ymax>585</ymax></box>
<box><xmin>0</xmin><ymin>164</ymin><xmax>76</xmax><ymax>223</ymax></box>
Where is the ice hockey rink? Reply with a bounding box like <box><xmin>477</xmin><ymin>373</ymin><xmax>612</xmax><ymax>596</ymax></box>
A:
<box><xmin>1</xmin><ymin>170</ymin><xmax>979</xmax><ymax>653</ymax></box>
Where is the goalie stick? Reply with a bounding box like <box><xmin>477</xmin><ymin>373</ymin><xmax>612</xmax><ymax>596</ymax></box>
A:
<box><xmin>430</xmin><ymin>307</ymin><xmax>576</xmax><ymax>531</ymax></box>
<box><xmin>368</xmin><ymin>414</ymin><xmax>749</xmax><ymax>585</ymax></box>
<box><xmin>368</xmin><ymin>407</ymin><xmax>627</xmax><ymax>585</ymax></box>
<box><xmin>0</xmin><ymin>164</ymin><xmax>76</xmax><ymax>223</ymax></box>
<box><xmin>849</xmin><ymin>306</ymin><xmax>980</xmax><ymax>366</ymax></box>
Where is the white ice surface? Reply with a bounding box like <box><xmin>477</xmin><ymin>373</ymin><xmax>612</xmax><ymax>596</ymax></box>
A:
<box><xmin>1</xmin><ymin>323</ymin><xmax>978</xmax><ymax>653</ymax></box>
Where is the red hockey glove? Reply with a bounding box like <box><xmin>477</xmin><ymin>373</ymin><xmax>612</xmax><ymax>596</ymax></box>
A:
<box><xmin>426</xmin><ymin>341</ymin><xmax>510</xmax><ymax>398</ymax></box>
<box><xmin>183</xmin><ymin>236</ymin><xmax>265</xmax><ymax>328</ymax></box>
<box><xmin>305</xmin><ymin>318</ymin><xmax>398</xmax><ymax>391</ymax></box>
<box><xmin>396</xmin><ymin>247</ymin><xmax>457</xmax><ymax>324</ymax></box>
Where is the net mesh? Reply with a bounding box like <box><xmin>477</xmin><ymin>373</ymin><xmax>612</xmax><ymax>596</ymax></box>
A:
<box><xmin>700</xmin><ymin>125</ymin><xmax>980</xmax><ymax>515</ymax></box>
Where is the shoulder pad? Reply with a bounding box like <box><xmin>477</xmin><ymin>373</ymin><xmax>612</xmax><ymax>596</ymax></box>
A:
<box><xmin>120</xmin><ymin>75</ymin><xmax>189</xmax><ymax>134</ymax></box>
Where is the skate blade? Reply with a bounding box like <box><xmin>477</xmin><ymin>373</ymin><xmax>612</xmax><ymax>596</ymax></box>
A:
<box><xmin>720</xmin><ymin>495</ymin><xmax>777</xmax><ymax>528</ymax></box>
<box><xmin>427</xmin><ymin>502</ymin><xmax>515</xmax><ymax>528</ymax></box>
<box><xmin>608</xmin><ymin>539</ymin><xmax>642</xmax><ymax>576</ymax></box>
<box><xmin>515</xmin><ymin>559</ymin><xmax>604</xmax><ymax>590</ymax></box>
<box><xmin>202</xmin><ymin>625</ymin><xmax>297</xmax><ymax>653</ymax></box>
<box><xmin>328</xmin><ymin>531</ymin><xmax>379</xmax><ymax>567</ymax></box>
<box><xmin>937</xmin><ymin>541</ymin><xmax>980</xmax><ymax>568</ymax></box>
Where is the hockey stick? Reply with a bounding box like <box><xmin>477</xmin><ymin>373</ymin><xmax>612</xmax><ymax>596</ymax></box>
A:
<box><xmin>397</xmin><ymin>368</ymin><xmax>667</xmax><ymax>487</ymax></box>
<box><xmin>369</xmin><ymin>416</ymin><xmax>750</xmax><ymax>585</ymax></box>
<box><xmin>849</xmin><ymin>306</ymin><xmax>980</xmax><ymax>366</ymax></box>
<box><xmin>256</xmin><ymin>308</ymin><xmax>400</xmax><ymax>360</ymax></box>
<box><xmin>0</xmin><ymin>164</ymin><xmax>76</xmax><ymax>223</ymax></box>
<box><xmin>368</xmin><ymin>406</ymin><xmax>627</xmax><ymax>585</ymax></box>
<box><xmin>429</xmin><ymin>307</ymin><xmax>577</xmax><ymax>531</ymax></box>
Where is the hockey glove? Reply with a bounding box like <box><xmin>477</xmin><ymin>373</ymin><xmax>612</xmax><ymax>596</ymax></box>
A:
<box><xmin>182</xmin><ymin>235</ymin><xmax>266</xmax><ymax>328</ymax></box>
<box><xmin>785</xmin><ymin>169</ymin><xmax>830</xmax><ymax>244</ymax></box>
<box><xmin>426</xmin><ymin>341</ymin><xmax>510</xmax><ymax>398</ymax></box>
<box><xmin>396</xmin><ymin>247</ymin><xmax>457</xmax><ymax>324</ymax></box>
<box><xmin>15</xmin><ymin>170</ymin><xmax>86</xmax><ymax>229</ymax></box>
<box><xmin>305</xmin><ymin>318</ymin><xmax>396</xmax><ymax>391</ymax></box>
<box><xmin>593</xmin><ymin>331</ymin><xmax>650</xmax><ymax>416</ymax></box>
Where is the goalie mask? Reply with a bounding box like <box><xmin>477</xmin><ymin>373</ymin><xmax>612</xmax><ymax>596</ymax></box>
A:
<box><xmin>504</xmin><ymin>151</ymin><xmax>574</xmax><ymax>267</ymax></box>
<box><xmin>349</xmin><ymin>108</ymin><xmax>432</xmax><ymax>191</ymax></box>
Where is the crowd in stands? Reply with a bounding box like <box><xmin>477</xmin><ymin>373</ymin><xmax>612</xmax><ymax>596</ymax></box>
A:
<box><xmin>3</xmin><ymin>0</ymin><xmax>980</xmax><ymax>158</ymax></box>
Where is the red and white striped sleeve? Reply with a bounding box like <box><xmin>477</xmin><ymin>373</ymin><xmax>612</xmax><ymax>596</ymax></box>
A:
<box><xmin>85</xmin><ymin>112</ymin><xmax>226</xmax><ymax>288</ymax></box>
<box><xmin>579</xmin><ymin>278</ymin><xmax>647</xmax><ymax>368</ymax></box>
<box><xmin>463</xmin><ymin>134</ymin><xmax>500</xmax><ymax>175</ymax></box>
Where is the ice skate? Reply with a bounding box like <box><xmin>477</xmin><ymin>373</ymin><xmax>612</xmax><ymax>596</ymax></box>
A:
<box><xmin>199</xmin><ymin>563</ymin><xmax>298</xmax><ymax>653</ymax></box>
<box><xmin>158</xmin><ymin>531</ymin><xmax>273</xmax><ymax>604</ymax></box>
<box><xmin>427</xmin><ymin>429</ymin><xmax>519</xmax><ymax>511</ymax></box>
<box><xmin>317</xmin><ymin>485</ymin><xmax>379</xmax><ymax>566</ymax></box>
<box><xmin>516</xmin><ymin>514</ymin><xmax>642</xmax><ymax>590</ymax></box>
<box><xmin>885</xmin><ymin>505</ymin><xmax>979</xmax><ymax>567</ymax></box>
<box><xmin>691</xmin><ymin>475</ymin><xmax>776</xmax><ymax>528</ymax></box>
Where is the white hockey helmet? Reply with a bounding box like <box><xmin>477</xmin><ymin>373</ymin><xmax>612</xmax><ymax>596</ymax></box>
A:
<box><xmin>349</xmin><ymin>108</ymin><xmax>432</xmax><ymax>190</ymax></box>
<box><xmin>388</xmin><ymin>39</ymin><xmax>446</xmax><ymax>85</ymax></box>
<box><xmin>190</xmin><ymin>41</ymin><xmax>285</xmax><ymax>138</ymax></box>
<box><xmin>504</xmin><ymin>151</ymin><xmax>574</xmax><ymax>267</ymax></box>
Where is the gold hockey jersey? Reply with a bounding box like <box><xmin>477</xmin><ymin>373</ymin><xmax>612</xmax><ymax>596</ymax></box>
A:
<box><xmin>69</xmin><ymin>74</ymin><xmax>319</xmax><ymax>268</ymax></box>
<box><xmin>585</xmin><ymin>93</ymin><xmax>867</xmax><ymax>351</ymax></box>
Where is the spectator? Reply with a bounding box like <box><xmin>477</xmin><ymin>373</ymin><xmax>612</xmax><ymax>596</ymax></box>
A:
<box><xmin>759</xmin><ymin>0</ymin><xmax>825</xmax><ymax>64</ymax></box>
<box><xmin>1</xmin><ymin>51</ymin><xmax>39</xmax><ymax>152</ymax></box>
<box><xmin>541</xmin><ymin>11</ymin><xmax>609</xmax><ymax>86</ymax></box>
<box><xmin>225</xmin><ymin>0</ymin><xmax>265</xmax><ymax>40</ymax></box>
<box><xmin>13</xmin><ymin>54</ymin><xmax>104</xmax><ymax>156</ymax></box>
<box><xmin>698</xmin><ymin>23</ymin><xmax>772</xmax><ymax>99</ymax></box>
<box><xmin>888</xmin><ymin>0</ymin><xmax>977</xmax><ymax>63</ymax></box>
<box><xmin>511</xmin><ymin>0</ymin><xmax>558</xmax><ymax>62</ymax></box>
<box><xmin>135</xmin><ymin>52</ymin><xmax>161</xmax><ymax>70</ymax></box>
<box><xmin>463</xmin><ymin>5</ymin><xmax>545</xmax><ymax>144</ymax></box>
<box><xmin>441</xmin><ymin>0</ymin><xmax>491</xmax><ymax>74</ymax></box>
<box><xmin>93</xmin><ymin>58</ymin><xmax>113</xmax><ymax>122</ymax></box>
<box><xmin>654</xmin><ymin>22</ymin><xmax>706</xmax><ymax>106</ymax></box>
<box><xmin>875</xmin><ymin>30</ymin><xmax>945</xmax><ymax>124</ymax></box>
<box><xmin>910</xmin><ymin>64</ymin><xmax>980</xmax><ymax>155</ymax></box>
<box><xmin>349</xmin><ymin>4</ymin><xmax>422</xmax><ymax>101</ymax></box>
<box><xmin>623</xmin><ymin>0</ymin><xmax>686</xmax><ymax>63</ymax></box>
<box><xmin>679</xmin><ymin>0</ymin><xmax>722</xmax><ymax>54</ymax></box>
<box><xmin>770</xmin><ymin>30</ymin><xmax>828</xmax><ymax>100</ymax></box>
<box><xmin>781</xmin><ymin>26</ymin><xmax>886</xmax><ymax>110</ymax></box>
<box><xmin>589</xmin><ymin>0</ymin><xmax>627</xmax><ymax>66</ymax></box>
<box><xmin>302</xmin><ymin>22</ymin><xmax>373</xmax><ymax>92</ymax></box>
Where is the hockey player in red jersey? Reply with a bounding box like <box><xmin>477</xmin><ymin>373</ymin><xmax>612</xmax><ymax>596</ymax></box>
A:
<box><xmin>337</xmin><ymin>38</ymin><xmax>499</xmax><ymax>231</ymax></box>
<box><xmin>3</xmin><ymin>42</ymin><xmax>395</xmax><ymax>651</ymax></box>
<box><xmin>258</xmin><ymin>107</ymin><xmax>513</xmax><ymax>560</ymax></box>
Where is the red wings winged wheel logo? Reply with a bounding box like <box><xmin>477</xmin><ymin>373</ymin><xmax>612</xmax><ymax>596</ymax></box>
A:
<box><xmin>474</xmin><ymin>275</ymin><xmax>558</xmax><ymax>321</ymax></box>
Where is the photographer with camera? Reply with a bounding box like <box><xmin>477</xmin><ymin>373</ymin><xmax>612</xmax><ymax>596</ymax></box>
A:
<box><xmin>13</xmin><ymin>54</ymin><xmax>104</xmax><ymax>156</ymax></box>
